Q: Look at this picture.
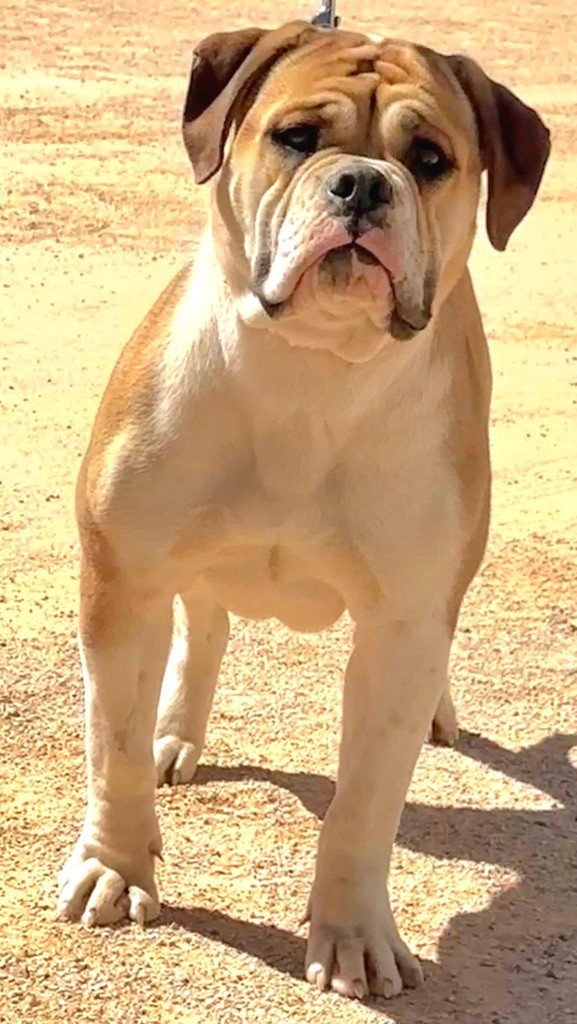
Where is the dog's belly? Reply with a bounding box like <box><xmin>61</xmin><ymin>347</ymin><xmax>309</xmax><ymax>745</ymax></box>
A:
<box><xmin>201</xmin><ymin>545</ymin><xmax>345</xmax><ymax>631</ymax></box>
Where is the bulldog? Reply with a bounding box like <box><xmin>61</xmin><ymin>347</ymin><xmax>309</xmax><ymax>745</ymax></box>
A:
<box><xmin>57</xmin><ymin>21</ymin><xmax>550</xmax><ymax>1001</ymax></box>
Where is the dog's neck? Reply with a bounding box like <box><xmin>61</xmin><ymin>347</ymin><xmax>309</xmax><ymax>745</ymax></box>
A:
<box><xmin>185</xmin><ymin>231</ymin><xmax>446</xmax><ymax>436</ymax></box>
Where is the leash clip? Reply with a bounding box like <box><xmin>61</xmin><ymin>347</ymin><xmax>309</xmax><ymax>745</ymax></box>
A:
<box><xmin>311</xmin><ymin>0</ymin><xmax>340</xmax><ymax>29</ymax></box>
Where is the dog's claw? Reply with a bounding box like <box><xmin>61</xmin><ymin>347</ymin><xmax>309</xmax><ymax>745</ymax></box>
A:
<box><xmin>306</xmin><ymin>963</ymin><xmax>328</xmax><ymax>990</ymax></box>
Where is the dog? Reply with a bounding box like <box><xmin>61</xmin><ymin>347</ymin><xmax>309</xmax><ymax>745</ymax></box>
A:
<box><xmin>57</xmin><ymin>21</ymin><xmax>550</xmax><ymax>1001</ymax></box>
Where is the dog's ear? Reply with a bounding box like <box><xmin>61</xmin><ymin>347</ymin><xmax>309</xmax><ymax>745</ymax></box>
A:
<box><xmin>446</xmin><ymin>55</ymin><xmax>550</xmax><ymax>250</ymax></box>
<box><xmin>183</xmin><ymin>21</ymin><xmax>314</xmax><ymax>184</ymax></box>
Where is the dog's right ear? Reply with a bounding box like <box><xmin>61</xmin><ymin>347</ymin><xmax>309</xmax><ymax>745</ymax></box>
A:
<box><xmin>183</xmin><ymin>28</ymin><xmax>266</xmax><ymax>124</ymax></box>
<box><xmin>183</xmin><ymin>21</ymin><xmax>313</xmax><ymax>185</ymax></box>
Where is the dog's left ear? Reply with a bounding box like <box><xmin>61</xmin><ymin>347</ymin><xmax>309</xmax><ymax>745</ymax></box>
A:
<box><xmin>183</xmin><ymin>21</ymin><xmax>314</xmax><ymax>185</ymax></box>
<box><xmin>447</xmin><ymin>55</ymin><xmax>551</xmax><ymax>250</ymax></box>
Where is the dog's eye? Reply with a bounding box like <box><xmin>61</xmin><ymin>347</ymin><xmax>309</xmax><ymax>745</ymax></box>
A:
<box><xmin>407</xmin><ymin>139</ymin><xmax>453</xmax><ymax>182</ymax></box>
<box><xmin>272</xmin><ymin>124</ymin><xmax>320</xmax><ymax>155</ymax></box>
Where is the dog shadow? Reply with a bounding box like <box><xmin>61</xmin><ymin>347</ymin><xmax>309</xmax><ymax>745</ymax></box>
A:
<box><xmin>161</xmin><ymin>731</ymin><xmax>577</xmax><ymax>1022</ymax></box>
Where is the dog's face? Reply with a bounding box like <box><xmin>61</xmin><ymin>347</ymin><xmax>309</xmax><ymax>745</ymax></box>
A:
<box><xmin>183</xmin><ymin>23</ymin><xmax>550</xmax><ymax>359</ymax></box>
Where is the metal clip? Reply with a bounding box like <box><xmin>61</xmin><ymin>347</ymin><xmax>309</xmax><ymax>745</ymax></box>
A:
<box><xmin>311</xmin><ymin>0</ymin><xmax>340</xmax><ymax>29</ymax></box>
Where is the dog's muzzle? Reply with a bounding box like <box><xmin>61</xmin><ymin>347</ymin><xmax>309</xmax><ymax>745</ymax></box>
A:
<box><xmin>325</xmin><ymin>166</ymin><xmax>394</xmax><ymax>228</ymax></box>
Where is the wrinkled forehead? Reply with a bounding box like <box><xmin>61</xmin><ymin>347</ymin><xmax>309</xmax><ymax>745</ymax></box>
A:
<box><xmin>250</xmin><ymin>32</ymin><xmax>477</xmax><ymax>142</ymax></box>
<box><xmin>248</xmin><ymin>29</ymin><xmax>378</xmax><ymax>121</ymax></box>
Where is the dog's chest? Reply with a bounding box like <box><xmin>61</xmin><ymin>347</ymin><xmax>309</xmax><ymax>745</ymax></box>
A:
<box><xmin>189</xmin><ymin>364</ymin><xmax>457</xmax><ymax>625</ymax></box>
<box><xmin>250</xmin><ymin>403</ymin><xmax>345</xmax><ymax>498</ymax></box>
<box><xmin>151</xmin><ymin>323</ymin><xmax>461</xmax><ymax>625</ymax></box>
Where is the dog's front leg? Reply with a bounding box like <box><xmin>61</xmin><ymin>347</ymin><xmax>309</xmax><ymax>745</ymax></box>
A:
<box><xmin>306</xmin><ymin>610</ymin><xmax>450</xmax><ymax>999</ymax></box>
<box><xmin>58</xmin><ymin>562</ymin><xmax>172</xmax><ymax>927</ymax></box>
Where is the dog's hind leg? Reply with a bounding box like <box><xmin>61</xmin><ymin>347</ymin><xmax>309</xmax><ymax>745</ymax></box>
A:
<box><xmin>154</xmin><ymin>593</ymin><xmax>229</xmax><ymax>786</ymax></box>
<box><xmin>430</xmin><ymin>684</ymin><xmax>459</xmax><ymax>746</ymax></box>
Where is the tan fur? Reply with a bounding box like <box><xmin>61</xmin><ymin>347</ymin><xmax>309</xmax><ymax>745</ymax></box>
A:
<box><xmin>58</xmin><ymin>24</ymin><xmax>549</xmax><ymax>1002</ymax></box>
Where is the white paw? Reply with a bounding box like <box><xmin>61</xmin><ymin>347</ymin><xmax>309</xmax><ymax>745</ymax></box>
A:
<box><xmin>430</xmin><ymin>691</ymin><xmax>459</xmax><ymax>746</ymax></box>
<box><xmin>154</xmin><ymin>735</ymin><xmax>200</xmax><ymax>786</ymax></box>
<box><xmin>305</xmin><ymin>887</ymin><xmax>423</xmax><ymax>999</ymax></box>
<box><xmin>57</xmin><ymin>841</ymin><xmax>160</xmax><ymax>927</ymax></box>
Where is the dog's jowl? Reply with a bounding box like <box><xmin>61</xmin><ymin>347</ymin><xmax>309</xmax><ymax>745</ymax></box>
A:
<box><xmin>57</xmin><ymin>21</ymin><xmax>550</xmax><ymax>1001</ymax></box>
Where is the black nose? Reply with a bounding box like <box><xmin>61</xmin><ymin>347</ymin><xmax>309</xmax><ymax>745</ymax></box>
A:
<box><xmin>326</xmin><ymin>167</ymin><xmax>393</xmax><ymax>219</ymax></box>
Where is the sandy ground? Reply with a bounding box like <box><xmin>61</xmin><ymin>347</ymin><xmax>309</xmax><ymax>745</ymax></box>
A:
<box><xmin>1</xmin><ymin>1</ymin><xmax>576</xmax><ymax>1022</ymax></box>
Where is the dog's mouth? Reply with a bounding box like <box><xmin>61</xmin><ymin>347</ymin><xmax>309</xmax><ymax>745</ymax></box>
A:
<box><xmin>316</xmin><ymin>241</ymin><xmax>390</xmax><ymax>292</ymax></box>
<box><xmin>320</xmin><ymin>242</ymin><xmax>382</xmax><ymax>271</ymax></box>
<box><xmin>254</xmin><ymin>226</ymin><xmax>433</xmax><ymax>340</ymax></box>
<box><xmin>298</xmin><ymin>230</ymin><xmax>398</xmax><ymax>294</ymax></box>
<box><xmin>257</xmin><ymin>233</ymin><xmax>394</xmax><ymax>316</ymax></box>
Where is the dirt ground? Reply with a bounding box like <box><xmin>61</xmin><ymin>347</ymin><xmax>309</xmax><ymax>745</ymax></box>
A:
<box><xmin>1</xmin><ymin>1</ymin><xmax>576</xmax><ymax>1022</ymax></box>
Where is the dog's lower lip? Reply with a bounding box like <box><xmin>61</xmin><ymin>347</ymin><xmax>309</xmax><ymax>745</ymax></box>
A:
<box><xmin>320</xmin><ymin>241</ymin><xmax>383</xmax><ymax>268</ymax></box>
<box><xmin>255</xmin><ymin>237</ymin><xmax>392</xmax><ymax>313</ymax></box>
<box><xmin>353</xmin><ymin>243</ymin><xmax>381</xmax><ymax>266</ymax></box>
<box><xmin>258</xmin><ymin>293</ymin><xmax>284</xmax><ymax>317</ymax></box>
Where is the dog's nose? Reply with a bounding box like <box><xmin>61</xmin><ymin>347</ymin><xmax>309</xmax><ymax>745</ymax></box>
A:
<box><xmin>326</xmin><ymin>167</ymin><xmax>393</xmax><ymax>219</ymax></box>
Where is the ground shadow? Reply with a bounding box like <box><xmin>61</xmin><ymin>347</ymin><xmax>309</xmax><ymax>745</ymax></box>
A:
<box><xmin>161</xmin><ymin>904</ymin><xmax>308</xmax><ymax>981</ymax></box>
<box><xmin>162</xmin><ymin>731</ymin><xmax>577</xmax><ymax>1023</ymax></box>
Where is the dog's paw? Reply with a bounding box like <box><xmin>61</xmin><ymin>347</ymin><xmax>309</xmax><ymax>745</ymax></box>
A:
<box><xmin>57</xmin><ymin>841</ymin><xmax>160</xmax><ymax>927</ymax></box>
<box><xmin>430</xmin><ymin>689</ymin><xmax>459</xmax><ymax>746</ymax></box>
<box><xmin>154</xmin><ymin>734</ymin><xmax>200</xmax><ymax>786</ymax></box>
<box><xmin>305</xmin><ymin>887</ymin><xmax>423</xmax><ymax>1000</ymax></box>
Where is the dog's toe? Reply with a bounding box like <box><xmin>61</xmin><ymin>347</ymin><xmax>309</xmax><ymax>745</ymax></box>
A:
<box><xmin>430</xmin><ymin>689</ymin><xmax>459</xmax><ymax>746</ymax></box>
<box><xmin>154</xmin><ymin>735</ymin><xmax>200</xmax><ymax>786</ymax></box>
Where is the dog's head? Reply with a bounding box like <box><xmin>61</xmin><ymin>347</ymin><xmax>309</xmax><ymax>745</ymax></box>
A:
<box><xmin>183</xmin><ymin>22</ymin><xmax>550</xmax><ymax>359</ymax></box>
